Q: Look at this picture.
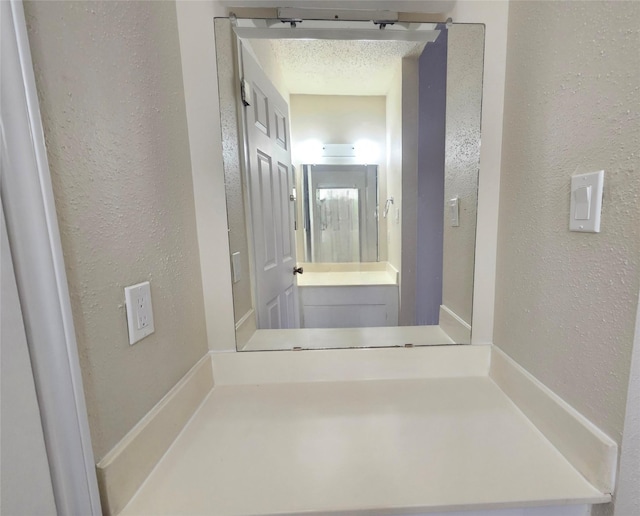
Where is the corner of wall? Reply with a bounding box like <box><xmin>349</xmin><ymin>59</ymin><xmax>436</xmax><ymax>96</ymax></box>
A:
<box><xmin>96</xmin><ymin>355</ymin><xmax>214</xmax><ymax>515</ymax></box>
<box><xmin>444</xmin><ymin>1</ymin><xmax>509</xmax><ymax>346</ymax></box>
<box><xmin>175</xmin><ymin>1</ymin><xmax>236</xmax><ymax>353</ymax></box>
<box><xmin>400</xmin><ymin>56</ymin><xmax>419</xmax><ymax>325</ymax></box>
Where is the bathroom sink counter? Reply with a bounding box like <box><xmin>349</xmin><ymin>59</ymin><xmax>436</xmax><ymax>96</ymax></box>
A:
<box><xmin>121</xmin><ymin>357</ymin><xmax>608</xmax><ymax>516</ymax></box>
<box><xmin>297</xmin><ymin>270</ymin><xmax>398</xmax><ymax>286</ymax></box>
<box><xmin>242</xmin><ymin>325</ymin><xmax>455</xmax><ymax>351</ymax></box>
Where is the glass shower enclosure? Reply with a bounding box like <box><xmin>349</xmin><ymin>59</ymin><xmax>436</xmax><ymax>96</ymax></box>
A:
<box><xmin>302</xmin><ymin>164</ymin><xmax>378</xmax><ymax>263</ymax></box>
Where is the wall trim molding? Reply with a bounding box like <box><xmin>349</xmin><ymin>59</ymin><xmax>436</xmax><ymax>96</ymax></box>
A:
<box><xmin>439</xmin><ymin>304</ymin><xmax>471</xmax><ymax>344</ymax></box>
<box><xmin>235</xmin><ymin>308</ymin><xmax>256</xmax><ymax>350</ymax></box>
<box><xmin>489</xmin><ymin>346</ymin><xmax>617</xmax><ymax>494</ymax></box>
<box><xmin>96</xmin><ymin>354</ymin><xmax>214</xmax><ymax>515</ymax></box>
<box><xmin>211</xmin><ymin>345</ymin><xmax>491</xmax><ymax>385</ymax></box>
<box><xmin>1</xmin><ymin>2</ymin><xmax>102</xmax><ymax>513</ymax></box>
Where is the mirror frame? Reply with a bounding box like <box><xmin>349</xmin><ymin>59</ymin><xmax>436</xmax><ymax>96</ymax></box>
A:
<box><xmin>213</xmin><ymin>14</ymin><xmax>485</xmax><ymax>352</ymax></box>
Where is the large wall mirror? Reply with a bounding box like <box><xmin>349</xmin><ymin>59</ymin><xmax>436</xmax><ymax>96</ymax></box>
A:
<box><xmin>215</xmin><ymin>13</ymin><xmax>485</xmax><ymax>351</ymax></box>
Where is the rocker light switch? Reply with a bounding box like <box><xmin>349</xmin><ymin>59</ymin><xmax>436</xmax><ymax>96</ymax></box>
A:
<box><xmin>448</xmin><ymin>197</ymin><xmax>460</xmax><ymax>227</ymax></box>
<box><xmin>231</xmin><ymin>252</ymin><xmax>241</xmax><ymax>283</ymax></box>
<box><xmin>570</xmin><ymin>170</ymin><xmax>604</xmax><ymax>233</ymax></box>
<box><xmin>574</xmin><ymin>186</ymin><xmax>591</xmax><ymax>220</ymax></box>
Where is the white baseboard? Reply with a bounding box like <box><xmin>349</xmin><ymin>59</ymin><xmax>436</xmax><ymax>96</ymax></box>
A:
<box><xmin>235</xmin><ymin>308</ymin><xmax>256</xmax><ymax>350</ymax></box>
<box><xmin>211</xmin><ymin>345</ymin><xmax>491</xmax><ymax>385</ymax></box>
<box><xmin>96</xmin><ymin>354</ymin><xmax>214</xmax><ymax>515</ymax></box>
<box><xmin>489</xmin><ymin>346</ymin><xmax>617</xmax><ymax>494</ymax></box>
<box><xmin>439</xmin><ymin>304</ymin><xmax>471</xmax><ymax>344</ymax></box>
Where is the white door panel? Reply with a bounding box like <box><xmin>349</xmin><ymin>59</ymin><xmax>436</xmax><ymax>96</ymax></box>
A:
<box><xmin>284</xmin><ymin>285</ymin><xmax>296</xmax><ymax>327</ymax></box>
<box><xmin>242</xmin><ymin>45</ymin><xmax>299</xmax><ymax>329</ymax></box>
<box><xmin>279</xmin><ymin>162</ymin><xmax>294</xmax><ymax>262</ymax></box>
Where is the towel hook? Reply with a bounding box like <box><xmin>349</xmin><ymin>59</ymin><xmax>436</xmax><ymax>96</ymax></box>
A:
<box><xmin>383</xmin><ymin>197</ymin><xmax>394</xmax><ymax>218</ymax></box>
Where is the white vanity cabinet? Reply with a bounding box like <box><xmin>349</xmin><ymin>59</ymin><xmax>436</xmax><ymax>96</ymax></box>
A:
<box><xmin>299</xmin><ymin>283</ymin><xmax>399</xmax><ymax>328</ymax></box>
<box><xmin>295</xmin><ymin>266</ymin><xmax>399</xmax><ymax>328</ymax></box>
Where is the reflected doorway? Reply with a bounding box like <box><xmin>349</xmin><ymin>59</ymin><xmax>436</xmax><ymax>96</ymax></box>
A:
<box><xmin>303</xmin><ymin>164</ymin><xmax>378</xmax><ymax>263</ymax></box>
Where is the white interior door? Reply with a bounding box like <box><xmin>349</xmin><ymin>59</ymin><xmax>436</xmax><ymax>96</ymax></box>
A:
<box><xmin>241</xmin><ymin>44</ymin><xmax>299</xmax><ymax>329</ymax></box>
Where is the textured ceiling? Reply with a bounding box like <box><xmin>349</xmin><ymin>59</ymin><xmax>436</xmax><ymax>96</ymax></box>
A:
<box><xmin>259</xmin><ymin>39</ymin><xmax>428</xmax><ymax>96</ymax></box>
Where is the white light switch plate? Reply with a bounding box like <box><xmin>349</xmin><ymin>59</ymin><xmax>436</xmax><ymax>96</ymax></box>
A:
<box><xmin>231</xmin><ymin>252</ymin><xmax>241</xmax><ymax>283</ymax></box>
<box><xmin>570</xmin><ymin>170</ymin><xmax>604</xmax><ymax>233</ymax></box>
<box><xmin>124</xmin><ymin>281</ymin><xmax>155</xmax><ymax>345</ymax></box>
<box><xmin>448</xmin><ymin>197</ymin><xmax>460</xmax><ymax>227</ymax></box>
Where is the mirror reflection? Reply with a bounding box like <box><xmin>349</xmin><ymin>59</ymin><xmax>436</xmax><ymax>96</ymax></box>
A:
<box><xmin>214</xmin><ymin>17</ymin><xmax>485</xmax><ymax>351</ymax></box>
<box><xmin>303</xmin><ymin>164</ymin><xmax>379</xmax><ymax>263</ymax></box>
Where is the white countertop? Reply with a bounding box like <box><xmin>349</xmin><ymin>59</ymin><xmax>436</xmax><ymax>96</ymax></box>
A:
<box><xmin>241</xmin><ymin>326</ymin><xmax>455</xmax><ymax>351</ymax></box>
<box><xmin>120</xmin><ymin>375</ymin><xmax>607</xmax><ymax>515</ymax></box>
<box><xmin>297</xmin><ymin>270</ymin><xmax>398</xmax><ymax>287</ymax></box>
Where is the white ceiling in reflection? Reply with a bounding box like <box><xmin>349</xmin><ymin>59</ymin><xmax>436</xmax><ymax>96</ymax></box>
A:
<box><xmin>251</xmin><ymin>39</ymin><xmax>427</xmax><ymax>96</ymax></box>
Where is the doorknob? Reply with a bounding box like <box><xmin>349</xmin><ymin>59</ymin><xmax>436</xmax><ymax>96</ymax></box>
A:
<box><xmin>293</xmin><ymin>266</ymin><xmax>304</xmax><ymax>275</ymax></box>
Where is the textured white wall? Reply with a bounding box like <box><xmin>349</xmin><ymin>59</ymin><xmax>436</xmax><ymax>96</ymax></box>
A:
<box><xmin>215</xmin><ymin>21</ymin><xmax>254</xmax><ymax>327</ymax></box>
<box><xmin>441</xmin><ymin>24</ymin><xmax>484</xmax><ymax>327</ymax></box>
<box><xmin>494</xmin><ymin>0</ymin><xmax>640</xmax><ymax>454</ymax></box>
<box><xmin>290</xmin><ymin>95</ymin><xmax>387</xmax><ymax>158</ymax></box>
<box><xmin>24</xmin><ymin>0</ymin><xmax>209</xmax><ymax>460</ymax></box>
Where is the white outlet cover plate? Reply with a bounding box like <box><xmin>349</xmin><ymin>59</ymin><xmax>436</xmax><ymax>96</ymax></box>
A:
<box><xmin>570</xmin><ymin>170</ymin><xmax>604</xmax><ymax>233</ymax></box>
<box><xmin>124</xmin><ymin>281</ymin><xmax>155</xmax><ymax>345</ymax></box>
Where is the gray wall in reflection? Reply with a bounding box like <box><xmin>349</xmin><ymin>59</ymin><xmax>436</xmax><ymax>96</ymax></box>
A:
<box><xmin>416</xmin><ymin>27</ymin><xmax>447</xmax><ymax>325</ymax></box>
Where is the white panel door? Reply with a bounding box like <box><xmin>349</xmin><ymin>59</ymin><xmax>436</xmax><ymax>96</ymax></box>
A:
<box><xmin>241</xmin><ymin>45</ymin><xmax>299</xmax><ymax>329</ymax></box>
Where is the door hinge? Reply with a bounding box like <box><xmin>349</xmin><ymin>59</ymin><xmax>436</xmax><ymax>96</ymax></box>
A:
<box><xmin>240</xmin><ymin>78</ymin><xmax>250</xmax><ymax>107</ymax></box>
